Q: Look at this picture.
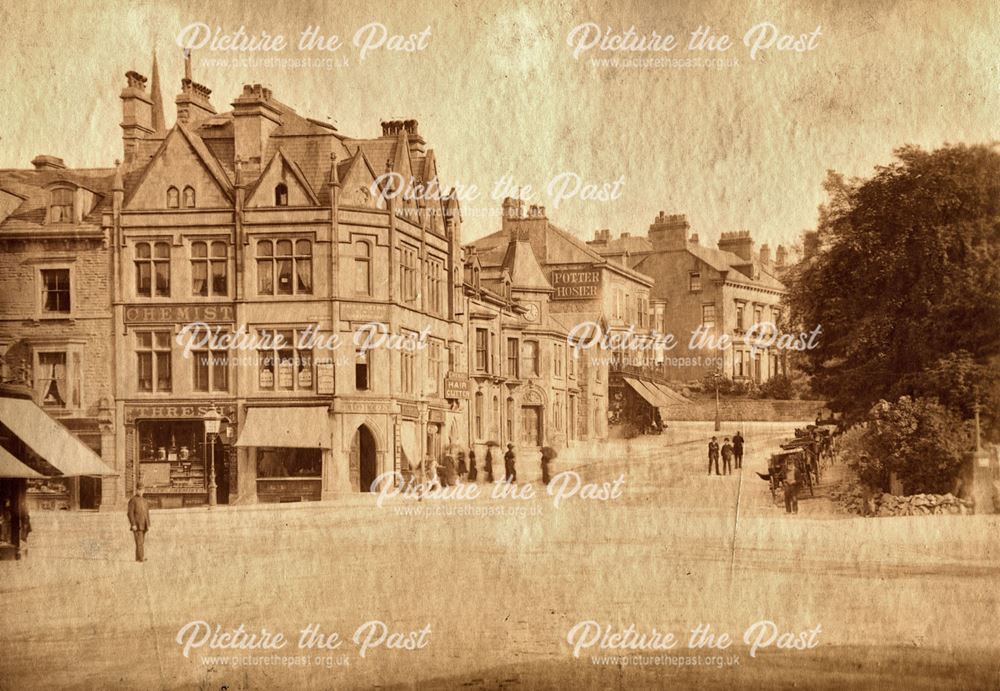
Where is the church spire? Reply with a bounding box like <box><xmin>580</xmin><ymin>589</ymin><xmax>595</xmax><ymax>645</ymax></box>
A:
<box><xmin>150</xmin><ymin>49</ymin><xmax>165</xmax><ymax>131</ymax></box>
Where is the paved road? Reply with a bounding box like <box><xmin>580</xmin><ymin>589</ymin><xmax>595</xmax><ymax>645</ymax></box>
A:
<box><xmin>2</xmin><ymin>422</ymin><xmax>999</xmax><ymax>689</ymax></box>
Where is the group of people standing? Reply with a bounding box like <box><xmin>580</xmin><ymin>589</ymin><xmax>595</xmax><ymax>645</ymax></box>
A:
<box><xmin>707</xmin><ymin>431</ymin><xmax>744</xmax><ymax>475</ymax></box>
<box><xmin>428</xmin><ymin>443</ymin><xmax>523</xmax><ymax>489</ymax></box>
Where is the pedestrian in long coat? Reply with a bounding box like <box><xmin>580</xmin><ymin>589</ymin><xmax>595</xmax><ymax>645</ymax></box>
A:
<box><xmin>441</xmin><ymin>454</ymin><xmax>457</xmax><ymax>487</ymax></box>
<box><xmin>504</xmin><ymin>444</ymin><xmax>517</xmax><ymax>483</ymax></box>
<box><xmin>127</xmin><ymin>484</ymin><xmax>151</xmax><ymax>563</ymax></box>
<box><xmin>732</xmin><ymin>431</ymin><xmax>745</xmax><ymax>469</ymax></box>
<box><xmin>467</xmin><ymin>448</ymin><xmax>478</xmax><ymax>482</ymax></box>
<box><xmin>484</xmin><ymin>447</ymin><xmax>495</xmax><ymax>483</ymax></box>
<box><xmin>456</xmin><ymin>451</ymin><xmax>468</xmax><ymax>482</ymax></box>
<box><xmin>541</xmin><ymin>452</ymin><xmax>551</xmax><ymax>485</ymax></box>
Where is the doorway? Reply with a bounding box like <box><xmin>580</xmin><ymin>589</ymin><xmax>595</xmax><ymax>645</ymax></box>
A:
<box><xmin>520</xmin><ymin>406</ymin><xmax>543</xmax><ymax>447</ymax></box>
<box><xmin>78</xmin><ymin>477</ymin><xmax>101</xmax><ymax>510</ymax></box>
<box><xmin>351</xmin><ymin>425</ymin><xmax>378</xmax><ymax>492</ymax></box>
<box><xmin>213</xmin><ymin>438</ymin><xmax>229</xmax><ymax>504</ymax></box>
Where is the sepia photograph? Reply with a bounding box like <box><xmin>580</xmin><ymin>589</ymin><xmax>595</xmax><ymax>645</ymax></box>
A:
<box><xmin>0</xmin><ymin>1</ymin><xmax>998</xmax><ymax>688</ymax></box>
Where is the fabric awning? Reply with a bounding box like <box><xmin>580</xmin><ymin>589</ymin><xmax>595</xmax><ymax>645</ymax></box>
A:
<box><xmin>400</xmin><ymin>421</ymin><xmax>420</xmax><ymax>470</ymax></box>
<box><xmin>0</xmin><ymin>396</ymin><xmax>116</xmax><ymax>476</ymax></box>
<box><xmin>0</xmin><ymin>446</ymin><xmax>43</xmax><ymax>478</ymax></box>
<box><xmin>235</xmin><ymin>407</ymin><xmax>330</xmax><ymax>448</ymax></box>
<box><xmin>623</xmin><ymin>377</ymin><xmax>662</xmax><ymax>409</ymax></box>
<box><xmin>648</xmin><ymin>381</ymin><xmax>690</xmax><ymax>405</ymax></box>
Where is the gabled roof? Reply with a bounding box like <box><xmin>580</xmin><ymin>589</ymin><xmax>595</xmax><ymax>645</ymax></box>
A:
<box><xmin>125</xmin><ymin>121</ymin><xmax>233</xmax><ymax>205</ymax></box>
<box><xmin>501</xmin><ymin>239</ymin><xmax>552</xmax><ymax>291</ymax></box>
<box><xmin>0</xmin><ymin>167</ymin><xmax>114</xmax><ymax>230</ymax></box>
<box><xmin>245</xmin><ymin>149</ymin><xmax>320</xmax><ymax>206</ymax></box>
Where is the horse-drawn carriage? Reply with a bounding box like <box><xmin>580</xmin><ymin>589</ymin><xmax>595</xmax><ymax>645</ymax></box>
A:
<box><xmin>763</xmin><ymin>449</ymin><xmax>809</xmax><ymax>502</ymax></box>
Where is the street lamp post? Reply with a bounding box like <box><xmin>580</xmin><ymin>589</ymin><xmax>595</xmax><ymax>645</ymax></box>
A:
<box><xmin>204</xmin><ymin>404</ymin><xmax>222</xmax><ymax>508</ymax></box>
<box><xmin>713</xmin><ymin>371</ymin><xmax>722</xmax><ymax>432</ymax></box>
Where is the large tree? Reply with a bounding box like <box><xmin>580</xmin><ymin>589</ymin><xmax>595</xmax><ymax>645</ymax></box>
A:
<box><xmin>787</xmin><ymin>144</ymin><xmax>1000</xmax><ymax>434</ymax></box>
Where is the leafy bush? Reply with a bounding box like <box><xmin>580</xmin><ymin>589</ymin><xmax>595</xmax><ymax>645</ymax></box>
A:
<box><xmin>863</xmin><ymin>396</ymin><xmax>971</xmax><ymax>494</ymax></box>
<box><xmin>756</xmin><ymin>375</ymin><xmax>794</xmax><ymax>400</ymax></box>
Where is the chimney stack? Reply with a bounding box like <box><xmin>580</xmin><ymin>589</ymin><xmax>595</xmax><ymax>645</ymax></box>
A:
<box><xmin>232</xmin><ymin>83</ymin><xmax>281</xmax><ymax>171</ymax></box>
<box><xmin>718</xmin><ymin>230</ymin><xmax>754</xmax><ymax>262</ymax></box>
<box><xmin>175</xmin><ymin>51</ymin><xmax>216</xmax><ymax>125</ymax></box>
<box><xmin>776</xmin><ymin>244</ymin><xmax>788</xmax><ymax>266</ymax></box>
<box><xmin>120</xmin><ymin>70</ymin><xmax>153</xmax><ymax>166</ymax></box>
<box><xmin>648</xmin><ymin>211</ymin><xmax>690</xmax><ymax>251</ymax></box>
<box><xmin>759</xmin><ymin>243</ymin><xmax>771</xmax><ymax>265</ymax></box>
<box><xmin>31</xmin><ymin>155</ymin><xmax>66</xmax><ymax>170</ymax></box>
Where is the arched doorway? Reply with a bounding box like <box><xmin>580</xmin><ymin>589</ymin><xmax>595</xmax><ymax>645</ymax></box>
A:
<box><xmin>350</xmin><ymin>425</ymin><xmax>378</xmax><ymax>492</ymax></box>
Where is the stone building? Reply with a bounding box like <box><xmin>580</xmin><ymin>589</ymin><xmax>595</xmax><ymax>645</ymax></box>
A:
<box><xmin>466</xmin><ymin>199</ymin><xmax>657</xmax><ymax>442</ymax></box>
<box><xmin>106</xmin><ymin>54</ymin><xmax>467</xmax><ymax>507</ymax></box>
<box><xmin>589</xmin><ymin>212</ymin><xmax>788</xmax><ymax>386</ymax></box>
<box><xmin>0</xmin><ymin>158</ymin><xmax>118</xmax><ymax>509</ymax></box>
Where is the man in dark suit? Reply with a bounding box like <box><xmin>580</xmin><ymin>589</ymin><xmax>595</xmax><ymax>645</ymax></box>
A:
<box><xmin>732</xmin><ymin>431</ymin><xmax>745</xmax><ymax>470</ymax></box>
<box><xmin>707</xmin><ymin>437</ymin><xmax>720</xmax><ymax>475</ymax></box>
<box><xmin>127</xmin><ymin>484</ymin><xmax>150</xmax><ymax>563</ymax></box>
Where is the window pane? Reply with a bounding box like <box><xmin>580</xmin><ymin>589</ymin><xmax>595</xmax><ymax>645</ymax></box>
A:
<box><xmin>194</xmin><ymin>351</ymin><xmax>209</xmax><ymax>391</ymax></box>
<box><xmin>137</xmin><ymin>352</ymin><xmax>152</xmax><ymax>391</ymax></box>
<box><xmin>276</xmin><ymin>240</ymin><xmax>292</xmax><ymax>256</ymax></box>
<box><xmin>154</xmin><ymin>332</ymin><xmax>172</xmax><ymax>348</ymax></box>
<box><xmin>213</xmin><ymin>353</ymin><xmax>228</xmax><ymax>391</ymax></box>
<box><xmin>136</xmin><ymin>242</ymin><xmax>150</xmax><ymax>259</ymax></box>
<box><xmin>136</xmin><ymin>263</ymin><xmax>151</xmax><ymax>296</ymax></box>
<box><xmin>191</xmin><ymin>242</ymin><xmax>207</xmax><ymax>258</ymax></box>
<box><xmin>156</xmin><ymin>352</ymin><xmax>171</xmax><ymax>391</ymax></box>
<box><xmin>210</xmin><ymin>241</ymin><xmax>227</xmax><ymax>258</ymax></box>
<box><xmin>257</xmin><ymin>260</ymin><xmax>273</xmax><ymax>294</ymax></box>
<box><xmin>137</xmin><ymin>332</ymin><xmax>152</xmax><ymax>348</ymax></box>
<box><xmin>296</xmin><ymin>259</ymin><xmax>312</xmax><ymax>294</ymax></box>
<box><xmin>257</xmin><ymin>240</ymin><xmax>273</xmax><ymax>257</ymax></box>
<box><xmin>192</xmin><ymin>262</ymin><xmax>207</xmax><ymax>296</ymax></box>
<box><xmin>211</xmin><ymin>261</ymin><xmax>227</xmax><ymax>295</ymax></box>
<box><xmin>155</xmin><ymin>263</ymin><xmax>170</xmax><ymax>296</ymax></box>
<box><xmin>277</xmin><ymin>259</ymin><xmax>293</xmax><ymax>295</ymax></box>
<box><xmin>154</xmin><ymin>242</ymin><xmax>170</xmax><ymax>258</ymax></box>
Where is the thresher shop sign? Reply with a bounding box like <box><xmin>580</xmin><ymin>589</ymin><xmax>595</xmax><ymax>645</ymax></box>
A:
<box><xmin>551</xmin><ymin>268</ymin><xmax>601</xmax><ymax>299</ymax></box>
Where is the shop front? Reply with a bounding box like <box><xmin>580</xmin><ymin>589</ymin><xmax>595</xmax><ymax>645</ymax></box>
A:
<box><xmin>235</xmin><ymin>406</ymin><xmax>330</xmax><ymax>503</ymax></box>
<box><xmin>124</xmin><ymin>402</ymin><xmax>237</xmax><ymax>509</ymax></box>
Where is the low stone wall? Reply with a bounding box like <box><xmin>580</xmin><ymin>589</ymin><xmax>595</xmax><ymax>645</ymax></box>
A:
<box><xmin>829</xmin><ymin>480</ymin><xmax>974</xmax><ymax>516</ymax></box>
<box><xmin>661</xmin><ymin>399</ymin><xmax>828</xmax><ymax>422</ymax></box>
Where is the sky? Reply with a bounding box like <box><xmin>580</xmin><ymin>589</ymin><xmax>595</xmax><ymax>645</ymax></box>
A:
<box><xmin>1</xmin><ymin>0</ymin><xmax>998</xmax><ymax>249</ymax></box>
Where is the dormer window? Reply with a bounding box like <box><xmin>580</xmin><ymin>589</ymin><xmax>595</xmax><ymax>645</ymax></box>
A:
<box><xmin>275</xmin><ymin>183</ymin><xmax>288</xmax><ymax>206</ymax></box>
<box><xmin>183</xmin><ymin>186</ymin><xmax>196</xmax><ymax>208</ymax></box>
<box><xmin>48</xmin><ymin>187</ymin><xmax>74</xmax><ymax>223</ymax></box>
<box><xmin>167</xmin><ymin>186</ymin><xmax>180</xmax><ymax>209</ymax></box>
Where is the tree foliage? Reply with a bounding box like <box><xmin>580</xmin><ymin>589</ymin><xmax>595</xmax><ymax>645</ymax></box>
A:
<box><xmin>787</xmin><ymin>144</ymin><xmax>1000</xmax><ymax>434</ymax></box>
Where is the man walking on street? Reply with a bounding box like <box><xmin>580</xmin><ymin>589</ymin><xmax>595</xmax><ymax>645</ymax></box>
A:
<box><xmin>721</xmin><ymin>438</ymin><xmax>734</xmax><ymax>475</ymax></box>
<box><xmin>504</xmin><ymin>443</ymin><xmax>517</xmax><ymax>483</ymax></box>
<box><xmin>707</xmin><ymin>437</ymin><xmax>720</xmax><ymax>475</ymax></box>
<box><xmin>783</xmin><ymin>460</ymin><xmax>799</xmax><ymax>514</ymax></box>
<box><xmin>732</xmin><ymin>431</ymin><xmax>744</xmax><ymax>470</ymax></box>
<box><xmin>127</xmin><ymin>484</ymin><xmax>150</xmax><ymax>563</ymax></box>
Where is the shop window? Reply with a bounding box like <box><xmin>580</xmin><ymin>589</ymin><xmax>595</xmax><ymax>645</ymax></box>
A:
<box><xmin>257</xmin><ymin>448</ymin><xmax>321</xmax><ymax>478</ymax></box>
<box><xmin>40</xmin><ymin>268</ymin><xmax>71</xmax><ymax>314</ymax></box>
<box><xmin>183</xmin><ymin>186</ymin><xmax>196</xmax><ymax>208</ymax></box>
<box><xmin>137</xmin><ymin>420</ymin><xmax>207</xmax><ymax>490</ymax></box>
<box><xmin>256</xmin><ymin>238</ymin><xmax>312</xmax><ymax>295</ymax></box>
<box><xmin>258</xmin><ymin>328</ymin><xmax>313</xmax><ymax>391</ymax></box>
<box><xmin>135</xmin><ymin>241</ymin><xmax>170</xmax><ymax>297</ymax></box>
<box><xmin>191</xmin><ymin>241</ymin><xmax>228</xmax><ymax>296</ymax></box>
<box><xmin>136</xmin><ymin>331</ymin><xmax>172</xmax><ymax>392</ymax></box>
<box><xmin>166</xmin><ymin>186</ymin><xmax>180</xmax><ymax>209</ymax></box>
